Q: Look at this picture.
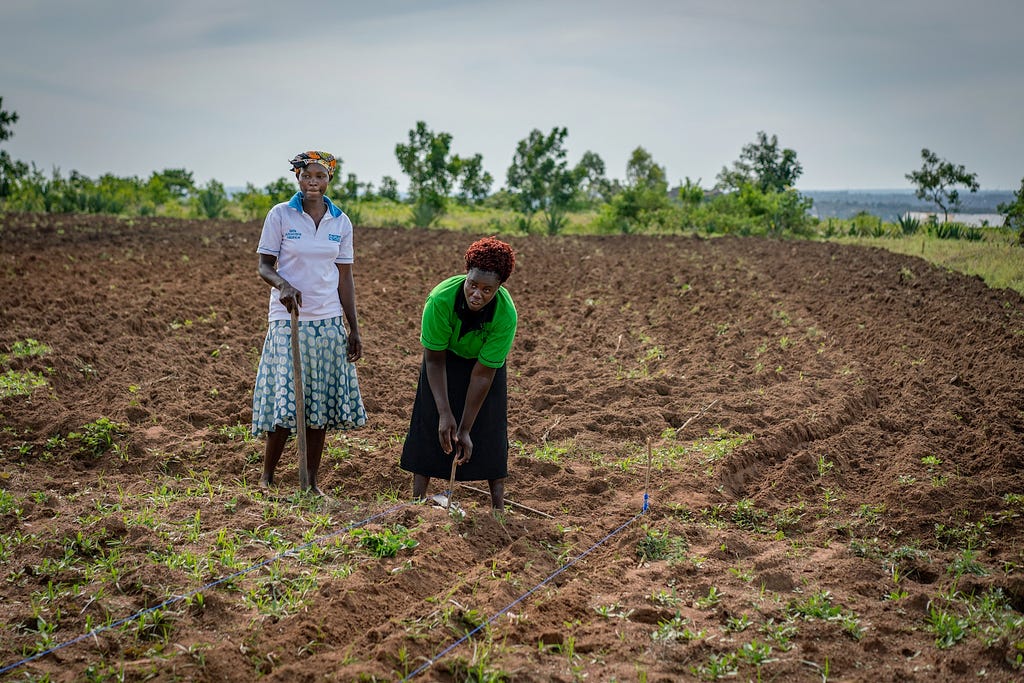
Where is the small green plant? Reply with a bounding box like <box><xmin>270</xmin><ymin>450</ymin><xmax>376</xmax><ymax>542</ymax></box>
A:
<box><xmin>350</xmin><ymin>525</ymin><xmax>418</xmax><ymax>558</ymax></box>
<box><xmin>926</xmin><ymin>604</ymin><xmax>968</xmax><ymax>649</ymax></box>
<box><xmin>218</xmin><ymin>423</ymin><xmax>255</xmax><ymax>443</ymax></box>
<box><xmin>695</xmin><ymin>586</ymin><xmax>722</xmax><ymax>609</ymax></box>
<box><xmin>947</xmin><ymin>548</ymin><xmax>988</xmax><ymax>578</ymax></box>
<box><xmin>732</xmin><ymin>499</ymin><xmax>768</xmax><ymax>531</ymax></box>
<box><xmin>738</xmin><ymin>639</ymin><xmax>774</xmax><ymax>666</ymax></box>
<box><xmin>789</xmin><ymin>590</ymin><xmax>843</xmax><ymax>620</ymax></box>
<box><xmin>816</xmin><ymin>454</ymin><xmax>834</xmax><ymax>478</ymax></box>
<box><xmin>529</xmin><ymin>442</ymin><xmax>569</xmax><ymax>463</ymax></box>
<box><xmin>636</xmin><ymin>527</ymin><xmax>687</xmax><ymax>562</ymax></box>
<box><xmin>760</xmin><ymin>618</ymin><xmax>797</xmax><ymax>651</ymax></box>
<box><xmin>724</xmin><ymin>613</ymin><xmax>752</xmax><ymax>632</ymax></box>
<box><xmin>690</xmin><ymin>652</ymin><xmax>738</xmax><ymax>681</ymax></box>
<box><xmin>0</xmin><ymin>369</ymin><xmax>48</xmax><ymax>398</ymax></box>
<box><xmin>593</xmin><ymin>602</ymin><xmax>633</xmax><ymax>619</ymax></box>
<box><xmin>69</xmin><ymin>417</ymin><xmax>125</xmax><ymax>457</ymax></box>
<box><xmin>649</xmin><ymin>587</ymin><xmax>682</xmax><ymax>607</ymax></box>
<box><xmin>651</xmin><ymin>613</ymin><xmax>705</xmax><ymax>642</ymax></box>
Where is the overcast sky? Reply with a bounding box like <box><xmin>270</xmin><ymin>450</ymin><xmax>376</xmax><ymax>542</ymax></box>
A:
<box><xmin>2</xmin><ymin>0</ymin><xmax>1021</xmax><ymax>192</ymax></box>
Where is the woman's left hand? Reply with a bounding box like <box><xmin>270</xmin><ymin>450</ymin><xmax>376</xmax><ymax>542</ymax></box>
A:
<box><xmin>347</xmin><ymin>330</ymin><xmax>362</xmax><ymax>362</ymax></box>
<box><xmin>454</xmin><ymin>430</ymin><xmax>473</xmax><ymax>465</ymax></box>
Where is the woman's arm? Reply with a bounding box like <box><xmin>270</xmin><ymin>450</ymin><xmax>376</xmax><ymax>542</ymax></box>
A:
<box><xmin>454</xmin><ymin>362</ymin><xmax>498</xmax><ymax>464</ymax></box>
<box><xmin>424</xmin><ymin>348</ymin><xmax>457</xmax><ymax>455</ymax></box>
<box><xmin>258</xmin><ymin>253</ymin><xmax>301</xmax><ymax>311</ymax></box>
<box><xmin>336</xmin><ymin>263</ymin><xmax>362</xmax><ymax>362</ymax></box>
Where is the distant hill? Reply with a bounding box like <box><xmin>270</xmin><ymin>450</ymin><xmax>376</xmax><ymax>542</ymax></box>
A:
<box><xmin>803</xmin><ymin>189</ymin><xmax>1013</xmax><ymax>220</ymax></box>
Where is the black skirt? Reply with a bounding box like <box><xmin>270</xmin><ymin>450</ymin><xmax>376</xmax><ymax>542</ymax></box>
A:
<box><xmin>400</xmin><ymin>351</ymin><xmax>508</xmax><ymax>481</ymax></box>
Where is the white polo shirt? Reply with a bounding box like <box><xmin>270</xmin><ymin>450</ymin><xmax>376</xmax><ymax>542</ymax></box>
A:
<box><xmin>257</xmin><ymin>192</ymin><xmax>354</xmax><ymax>322</ymax></box>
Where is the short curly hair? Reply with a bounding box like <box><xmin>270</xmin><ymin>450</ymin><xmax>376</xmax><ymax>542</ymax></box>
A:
<box><xmin>465</xmin><ymin>236</ymin><xmax>515</xmax><ymax>282</ymax></box>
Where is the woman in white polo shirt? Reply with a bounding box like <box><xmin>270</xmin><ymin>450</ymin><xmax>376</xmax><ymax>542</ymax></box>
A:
<box><xmin>252</xmin><ymin>151</ymin><xmax>367</xmax><ymax>494</ymax></box>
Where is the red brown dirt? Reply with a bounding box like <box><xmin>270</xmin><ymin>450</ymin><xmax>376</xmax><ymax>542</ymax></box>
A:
<box><xmin>1</xmin><ymin>212</ymin><xmax>1022</xmax><ymax>681</ymax></box>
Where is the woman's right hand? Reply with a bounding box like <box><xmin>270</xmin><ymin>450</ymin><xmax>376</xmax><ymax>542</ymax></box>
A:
<box><xmin>437</xmin><ymin>410</ymin><xmax>458</xmax><ymax>455</ymax></box>
<box><xmin>279</xmin><ymin>283</ymin><xmax>302</xmax><ymax>313</ymax></box>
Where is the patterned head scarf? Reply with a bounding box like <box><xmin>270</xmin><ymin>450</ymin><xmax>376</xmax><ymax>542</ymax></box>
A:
<box><xmin>289</xmin><ymin>151</ymin><xmax>337</xmax><ymax>178</ymax></box>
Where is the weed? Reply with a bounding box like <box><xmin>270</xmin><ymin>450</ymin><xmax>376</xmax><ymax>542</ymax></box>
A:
<box><xmin>594</xmin><ymin>603</ymin><xmax>634</xmax><ymax>619</ymax></box>
<box><xmin>529</xmin><ymin>442</ymin><xmax>569</xmax><ymax>463</ymax></box>
<box><xmin>947</xmin><ymin>548</ymin><xmax>988</xmax><ymax>578</ymax></box>
<box><xmin>732</xmin><ymin>499</ymin><xmax>768</xmax><ymax>531</ymax></box>
<box><xmin>935</xmin><ymin>520</ymin><xmax>987</xmax><ymax>550</ymax></box>
<box><xmin>926</xmin><ymin>604</ymin><xmax>968</xmax><ymax>649</ymax></box>
<box><xmin>738</xmin><ymin>639</ymin><xmax>774</xmax><ymax>666</ymax></box>
<box><xmin>651</xmin><ymin>613</ymin><xmax>705</xmax><ymax>642</ymax></box>
<box><xmin>695</xmin><ymin>586</ymin><xmax>722</xmax><ymax>609</ymax></box>
<box><xmin>816</xmin><ymin>454</ymin><xmax>834</xmax><ymax>477</ymax></box>
<box><xmin>789</xmin><ymin>590</ymin><xmax>843</xmax><ymax>620</ymax></box>
<box><xmin>761</xmin><ymin>618</ymin><xmax>797</xmax><ymax>651</ymax></box>
<box><xmin>0</xmin><ymin>489</ymin><xmax>22</xmax><ymax>518</ymax></box>
<box><xmin>0</xmin><ymin>369</ymin><xmax>48</xmax><ymax>398</ymax></box>
<box><xmin>727</xmin><ymin>565</ymin><xmax>754</xmax><ymax>582</ymax></box>
<box><xmin>724</xmin><ymin>613</ymin><xmax>752</xmax><ymax>632</ymax></box>
<box><xmin>218</xmin><ymin>423</ymin><xmax>255</xmax><ymax>443</ymax></box>
<box><xmin>649</xmin><ymin>587</ymin><xmax>682</xmax><ymax>607</ymax></box>
<box><xmin>636</xmin><ymin>527</ymin><xmax>687</xmax><ymax>562</ymax></box>
<box><xmin>7</xmin><ymin>338</ymin><xmax>52</xmax><ymax>359</ymax></box>
<box><xmin>690</xmin><ymin>651</ymin><xmax>738</xmax><ymax>681</ymax></box>
<box><xmin>350</xmin><ymin>525</ymin><xmax>418</xmax><ymax>558</ymax></box>
<box><xmin>69</xmin><ymin>418</ymin><xmax>125</xmax><ymax>458</ymax></box>
<box><xmin>689</xmin><ymin>429</ymin><xmax>754</xmax><ymax>474</ymax></box>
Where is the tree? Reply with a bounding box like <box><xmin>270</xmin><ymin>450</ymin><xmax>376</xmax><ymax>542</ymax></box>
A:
<box><xmin>264</xmin><ymin>177</ymin><xmax>297</xmax><ymax>204</ymax></box>
<box><xmin>574</xmin><ymin>150</ymin><xmax>613</xmax><ymax>205</ymax></box>
<box><xmin>506</xmin><ymin>127</ymin><xmax>579</xmax><ymax>234</ymax></box>
<box><xmin>997</xmin><ymin>176</ymin><xmax>1024</xmax><ymax>244</ymax></box>
<box><xmin>378</xmin><ymin>175</ymin><xmax>400</xmax><ymax>202</ymax></box>
<box><xmin>717</xmin><ymin>131</ymin><xmax>802</xmax><ymax>193</ymax></box>
<box><xmin>905</xmin><ymin>148</ymin><xmax>979</xmax><ymax>223</ymax></box>
<box><xmin>193</xmin><ymin>179</ymin><xmax>227</xmax><ymax>218</ymax></box>
<box><xmin>0</xmin><ymin>97</ymin><xmax>17</xmax><ymax>143</ymax></box>
<box><xmin>0</xmin><ymin>96</ymin><xmax>28</xmax><ymax>199</ymax></box>
<box><xmin>625</xmin><ymin>146</ymin><xmax>668</xmax><ymax>191</ymax></box>
<box><xmin>453</xmin><ymin>153</ymin><xmax>493</xmax><ymax>205</ymax></box>
<box><xmin>395</xmin><ymin>121</ymin><xmax>461</xmax><ymax>226</ymax></box>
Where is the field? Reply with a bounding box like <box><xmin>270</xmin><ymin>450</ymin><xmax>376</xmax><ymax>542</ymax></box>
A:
<box><xmin>1</xmin><ymin>213</ymin><xmax>1023</xmax><ymax>682</ymax></box>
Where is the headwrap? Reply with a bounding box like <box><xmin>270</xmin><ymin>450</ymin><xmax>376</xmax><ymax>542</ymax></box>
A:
<box><xmin>289</xmin><ymin>151</ymin><xmax>337</xmax><ymax>178</ymax></box>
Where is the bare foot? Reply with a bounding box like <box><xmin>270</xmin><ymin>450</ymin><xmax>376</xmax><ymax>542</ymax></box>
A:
<box><xmin>259</xmin><ymin>476</ymin><xmax>274</xmax><ymax>489</ymax></box>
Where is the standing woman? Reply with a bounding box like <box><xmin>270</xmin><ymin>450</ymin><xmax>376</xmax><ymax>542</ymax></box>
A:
<box><xmin>252</xmin><ymin>151</ymin><xmax>367</xmax><ymax>494</ymax></box>
<box><xmin>401</xmin><ymin>237</ymin><xmax>517</xmax><ymax>511</ymax></box>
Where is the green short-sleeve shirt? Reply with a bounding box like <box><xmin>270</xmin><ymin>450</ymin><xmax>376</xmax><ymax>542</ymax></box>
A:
<box><xmin>420</xmin><ymin>275</ymin><xmax>517</xmax><ymax>368</ymax></box>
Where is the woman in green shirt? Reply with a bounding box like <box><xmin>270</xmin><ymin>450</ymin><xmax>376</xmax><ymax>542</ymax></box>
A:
<box><xmin>400</xmin><ymin>237</ymin><xmax>517</xmax><ymax>511</ymax></box>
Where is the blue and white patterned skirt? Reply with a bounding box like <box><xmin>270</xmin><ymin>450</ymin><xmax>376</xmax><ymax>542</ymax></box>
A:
<box><xmin>251</xmin><ymin>317</ymin><xmax>367</xmax><ymax>436</ymax></box>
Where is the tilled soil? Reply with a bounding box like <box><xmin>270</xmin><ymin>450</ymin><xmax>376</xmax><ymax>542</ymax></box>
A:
<box><xmin>0</xmin><ymin>213</ymin><xmax>1022</xmax><ymax>681</ymax></box>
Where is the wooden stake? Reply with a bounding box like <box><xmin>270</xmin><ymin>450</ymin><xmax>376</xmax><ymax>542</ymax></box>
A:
<box><xmin>645</xmin><ymin>437</ymin><xmax>653</xmax><ymax>492</ymax></box>
<box><xmin>290</xmin><ymin>307</ymin><xmax>310</xmax><ymax>491</ymax></box>
<box><xmin>644</xmin><ymin>437</ymin><xmax>652</xmax><ymax>512</ymax></box>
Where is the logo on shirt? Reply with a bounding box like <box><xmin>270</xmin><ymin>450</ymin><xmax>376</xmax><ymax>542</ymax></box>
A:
<box><xmin>328</xmin><ymin>233</ymin><xmax>341</xmax><ymax>242</ymax></box>
<box><xmin>285</xmin><ymin>228</ymin><xmax>302</xmax><ymax>240</ymax></box>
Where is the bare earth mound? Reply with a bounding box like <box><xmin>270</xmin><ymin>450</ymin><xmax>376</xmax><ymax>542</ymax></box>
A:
<box><xmin>1</xmin><ymin>213</ymin><xmax>1022</xmax><ymax>681</ymax></box>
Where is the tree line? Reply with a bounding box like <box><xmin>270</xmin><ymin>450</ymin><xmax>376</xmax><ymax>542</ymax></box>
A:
<box><xmin>1</xmin><ymin>97</ymin><xmax>1021</xmax><ymax>241</ymax></box>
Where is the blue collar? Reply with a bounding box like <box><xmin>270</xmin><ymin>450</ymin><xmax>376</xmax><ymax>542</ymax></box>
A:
<box><xmin>287</xmin><ymin>192</ymin><xmax>343</xmax><ymax>218</ymax></box>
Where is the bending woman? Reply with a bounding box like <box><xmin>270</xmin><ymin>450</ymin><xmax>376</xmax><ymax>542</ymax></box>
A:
<box><xmin>400</xmin><ymin>237</ymin><xmax>517</xmax><ymax>511</ymax></box>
